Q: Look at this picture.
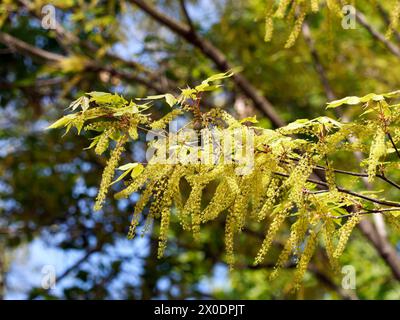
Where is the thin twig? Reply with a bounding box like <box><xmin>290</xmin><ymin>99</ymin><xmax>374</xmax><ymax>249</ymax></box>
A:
<box><xmin>179</xmin><ymin>0</ymin><xmax>195</xmax><ymax>33</ymax></box>
<box><xmin>387</xmin><ymin>132</ymin><xmax>400</xmax><ymax>160</ymax></box>
<box><xmin>273</xmin><ymin>171</ymin><xmax>400</xmax><ymax>208</ymax></box>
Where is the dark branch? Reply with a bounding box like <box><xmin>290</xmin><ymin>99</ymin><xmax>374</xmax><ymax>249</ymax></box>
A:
<box><xmin>273</xmin><ymin>171</ymin><xmax>400</xmax><ymax>208</ymax></box>
<box><xmin>387</xmin><ymin>132</ymin><xmax>400</xmax><ymax>160</ymax></box>
<box><xmin>130</xmin><ymin>0</ymin><xmax>286</xmax><ymax>127</ymax></box>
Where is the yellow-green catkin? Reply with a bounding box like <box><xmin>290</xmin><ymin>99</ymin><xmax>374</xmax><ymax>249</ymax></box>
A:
<box><xmin>158</xmin><ymin>207</ymin><xmax>171</xmax><ymax>258</ymax></box>
<box><xmin>93</xmin><ymin>136</ymin><xmax>126</xmax><ymax>211</ymax></box>
<box><xmin>323</xmin><ymin>218</ymin><xmax>340</xmax><ymax>271</ymax></box>
<box><xmin>310</xmin><ymin>0</ymin><xmax>319</xmax><ymax>13</ymax></box>
<box><xmin>158</xmin><ymin>166</ymin><xmax>182</xmax><ymax>251</ymax></box>
<box><xmin>154</xmin><ymin>166</ymin><xmax>185</xmax><ymax>253</ymax></box>
<box><xmin>386</xmin><ymin>1</ymin><xmax>400</xmax><ymax>39</ymax></box>
<box><xmin>115</xmin><ymin>164</ymin><xmax>169</xmax><ymax>200</ymax></box>
<box><xmin>326</xmin><ymin>0</ymin><xmax>343</xmax><ymax>18</ymax></box>
<box><xmin>333</xmin><ymin>213</ymin><xmax>361</xmax><ymax>259</ymax></box>
<box><xmin>264</xmin><ymin>3</ymin><xmax>274</xmax><ymax>42</ymax></box>
<box><xmin>151</xmin><ymin>109</ymin><xmax>183</xmax><ymax>130</ymax></box>
<box><xmin>264</xmin><ymin>15</ymin><xmax>274</xmax><ymax>42</ymax></box>
<box><xmin>148</xmin><ymin>177</ymin><xmax>169</xmax><ymax>219</ymax></box>
<box><xmin>257</xmin><ymin>178</ymin><xmax>280</xmax><ymax>221</ymax></box>
<box><xmin>225</xmin><ymin>214</ymin><xmax>236</xmax><ymax>269</ymax></box>
<box><xmin>325</xmin><ymin>160</ymin><xmax>337</xmax><ymax>192</ymax></box>
<box><xmin>385</xmin><ymin>213</ymin><xmax>400</xmax><ymax>232</ymax></box>
<box><xmin>285</xmin><ymin>5</ymin><xmax>307</xmax><ymax>48</ymax></box>
<box><xmin>292</xmin><ymin>229</ymin><xmax>318</xmax><ymax>291</ymax></box>
<box><xmin>254</xmin><ymin>204</ymin><xmax>291</xmax><ymax>265</ymax></box>
<box><xmin>367</xmin><ymin>128</ymin><xmax>386</xmax><ymax>182</ymax></box>
<box><xmin>95</xmin><ymin>127</ymin><xmax>115</xmax><ymax>155</ymax></box>
<box><xmin>275</xmin><ymin>0</ymin><xmax>292</xmax><ymax>19</ymax></box>
<box><xmin>288</xmin><ymin>157</ymin><xmax>314</xmax><ymax>204</ymax></box>
<box><xmin>202</xmin><ymin>179</ymin><xmax>236</xmax><ymax>223</ymax></box>
<box><xmin>232</xmin><ymin>176</ymin><xmax>251</xmax><ymax>231</ymax></box>
<box><xmin>157</xmin><ymin>167</ymin><xmax>182</xmax><ymax>256</ymax></box>
<box><xmin>127</xmin><ymin>180</ymin><xmax>157</xmax><ymax>240</ymax></box>
<box><xmin>189</xmin><ymin>184</ymin><xmax>204</xmax><ymax>240</ymax></box>
<box><xmin>270</xmin><ymin>213</ymin><xmax>309</xmax><ymax>280</ymax></box>
<box><xmin>128</xmin><ymin>120</ymin><xmax>139</xmax><ymax>140</ymax></box>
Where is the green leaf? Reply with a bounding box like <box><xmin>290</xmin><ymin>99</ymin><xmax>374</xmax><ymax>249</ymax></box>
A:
<box><xmin>109</xmin><ymin>168</ymin><xmax>133</xmax><ymax>186</ymax></box>
<box><xmin>279</xmin><ymin>119</ymin><xmax>310</xmax><ymax>131</ymax></box>
<box><xmin>165</xmin><ymin>94</ymin><xmax>177</xmax><ymax>107</ymax></box>
<box><xmin>87</xmin><ymin>92</ymin><xmax>126</xmax><ymax>106</ymax></box>
<box><xmin>326</xmin><ymin>96</ymin><xmax>360</xmax><ymax>108</ymax></box>
<box><xmin>200</xmin><ymin>70</ymin><xmax>235</xmax><ymax>84</ymax></box>
<box><xmin>84</xmin><ymin>136</ymin><xmax>100</xmax><ymax>150</ymax></box>
<box><xmin>139</xmin><ymin>93</ymin><xmax>176</xmax><ymax>107</ymax></box>
<box><xmin>117</xmin><ymin>163</ymin><xmax>139</xmax><ymax>171</ymax></box>
<box><xmin>46</xmin><ymin>114</ymin><xmax>76</xmax><ymax>129</ymax></box>
<box><xmin>314</xmin><ymin>116</ymin><xmax>342</xmax><ymax>127</ymax></box>
<box><xmin>140</xmin><ymin>94</ymin><xmax>167</xmax><ymax>100</ymax></box>
<box><xmin>110</xmin><ymin>163</ymin><xmax>144</xmax><ymax>186</ymax></box>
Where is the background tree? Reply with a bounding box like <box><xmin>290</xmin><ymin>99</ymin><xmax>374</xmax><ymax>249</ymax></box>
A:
<box><xmin>1</xmin><ymin>0</ymin><xmax>400</xmax><ymax>299</ymax></box>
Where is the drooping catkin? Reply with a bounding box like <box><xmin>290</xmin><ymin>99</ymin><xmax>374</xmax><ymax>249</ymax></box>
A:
<box><xmin>386</xmin><ymin>0</ymin><xmax>400</xmax><ymax>39</ymax></box>
<box><xmin>292</xmin><ymin>229</ymin><xmax>318</xmax><ymax>291</ymax></box>
<box><xmin>385</xmin><ymin>213</ymin><xmax>400</xmax><ymax>232</ymax></box>
<box><xmin>150</xmin><ymin>109</ymin><xmax>183</xmax><ymax>130</ymax></box>
<box><xmin>158</xmin><ymin>207</ymin><xmax>171</xmax><ymax>258</ymax></box>
<box><xmin>93</xmin><ymin>136</ymin><xmax>127</xmax><ymax>211</ymax></box>
<box><xmin>285</xmin><ymin>156</ymin><xmax>314</xmax><ymax>205</ymax></box>
<box><xmin>264</xmin><ymin>15</ymin><xmax>274</xmax><ymax>42</ymax></box>
<box><xmin>284</xmin><ymin>6</ymin><xmax>307</xmax><ymax>48</ymax></box>
<box><xmin>275</xmin><ymin>0</ymin><xmax>292</xmax><ymax>18</ymax></box>
<box><xmin>202</xmin><ymin>179</ymin><xmax>236</xmax><ymax>223</ymax></box>
<box><xmin>257</xmin><ymin>177</ymin><xmax>280</xmax><ymax>221</ymax></box>
<box><xmin>95</xmin><ymin>127</ymin><xmax>115</xmax><ymax>155</ymax></box>
<box><xmin>182</xmin><ymin>182</ymin><xmax>204</xmax><ymax>240</ymax></box>
<box><xmin>128</xmin><ymin>122</ymin><xmax>138</xmax><ymax>140</ymax></box>
<box><xmin>254</xmin><ymin>204</ymin><xmax>291</xmax><ymax>265</ymax></box>
<box><xmin>264</xmin><ymin>3</ymin><xmax>274</xmax><ymax>42</ymax></box>
<box><xmin>225</xmin><ymin>214</ymin><xmax>236</xmax><ymax>269</ymax></box>
<box><xmin>310</xmin><ymin>0</ymin><xmax>319</xmax><ymax>13</ymax></box>
<box><xmin>158</xmin><ymin>167</ymin><xmax>182</xmax><ymax>258</ymax></box>
<box><xmin>325</xmin><ymin>161</ymin><xmax>337</xmax><ymax>191</ymax></box>
<box><xmin>323</xmin><ymin>218</ymin><xmax>340</xmax><ymax>272</ymax></box>
<box><xmin>326</xmin><ymin>0</ymin><xmax>343</xmax><ymax>17</ymax></box>
<box><xmin>367</xmin><ymin>128</ymin><xmax>386</xmax><ymax>182</ymax></box>
<box><xmin>270</xmin><ymin>213</ymin><xmax>309</xmax><ymax>280</ymax></box>
<box><xmin>127</xmin><ymin>181</ymin><xmax>156</xmax><ymax>240</ymax></box>
<box><xmin>333</xmin><ymin>213</ymin><xmax>361</xmax><ymax>259</ymax></box>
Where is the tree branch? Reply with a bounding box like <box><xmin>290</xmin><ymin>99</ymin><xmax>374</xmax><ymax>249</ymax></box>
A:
<box><xmin>0</xmin><ymin>31</ymin><xmax>167</xmax><ymax>94</ymax></box>
<box><xmin>130</xmin><ymin>0</ymin><xmax>285</xmax><ymax>127</ymax></box>
<box><xmin>387</xmin><ymin>132</ymin><xmax>400</xmax><ymax>160</ymax></box>
<box><xmin>358</xmin><ymin>219</ymin><xmax>400</xmax><ymax>281</ymax></box>
<box><xmin>301</xmin><ymin>20</ymin><xmax>336</xmax><ymax>101</ymax></box>
<box><xmin>179</xmin><ymin>0</ymin><xmax>195</xmax><ymax>33</ymax></box>
<box><xmin>355</xmin><ymin>10</ymin><xmax>400</xmax><ymax>58</ymax></box>
<box><xmin>300</xmin><ymin>18</ymin><xmax>400</xmax><ymax>275</ymax></box>
<box><xmin>375</xmin><ymin>3</ymin><xmax>400</xmax><ymax>43</ymax></box>
<box><xmin>0</xmin><ymin>31</ymin><xmax>63</xmax><ymax>62</ymax></box>
<box><xmin>273</xmin><ymin>171</ymin><xmax>400</xmax><ymax>208</ymax></box>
